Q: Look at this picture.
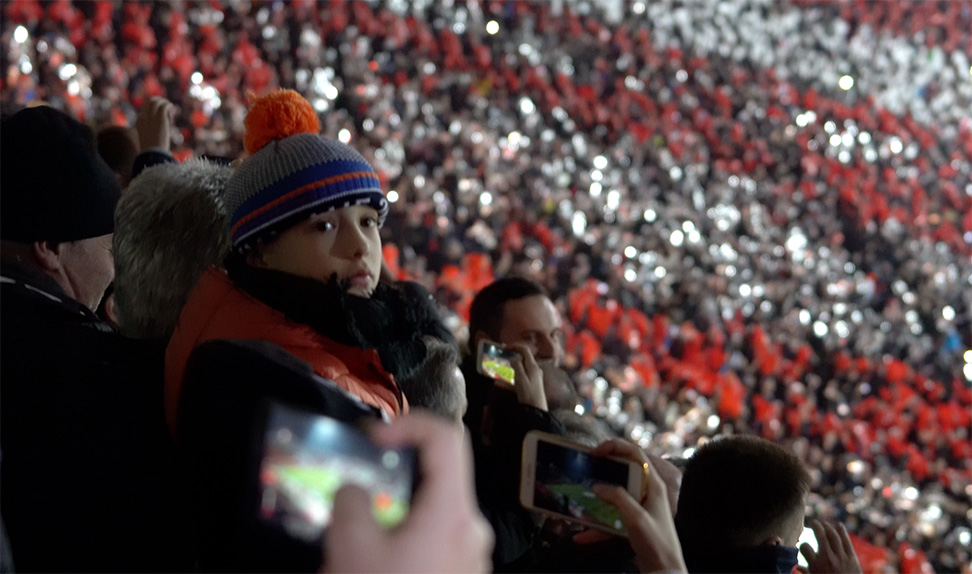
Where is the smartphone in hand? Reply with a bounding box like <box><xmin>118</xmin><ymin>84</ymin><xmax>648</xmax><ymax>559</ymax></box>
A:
<box><xmin>257</xmin><ymin>403</ymin><xmax>416</xmax><ymax>542</ymax></box>
<box><xmin>477</xmin><ymin>339</ymin><xmax>517</xmax><ymax>385</ymax></box>
<box><xmin>520</xmin><ymin>430</ymin><xmax>647</xmax><ymax>536</ymax></box>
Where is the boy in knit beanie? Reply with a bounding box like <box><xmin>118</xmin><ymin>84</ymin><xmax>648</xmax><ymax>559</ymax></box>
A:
<box><xmin>165</xmin><ymin>89</ymin><xmax>417</xmax><ymax>432</ymax></box>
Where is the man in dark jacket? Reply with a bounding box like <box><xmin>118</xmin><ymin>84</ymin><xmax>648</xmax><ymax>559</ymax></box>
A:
<box><xmin>0</xmin><ymin>106</ymin><xmax>187</xmax><ymax>572</ymax></box>
<box><xmin>462</xmin><ymin>277</ymin><xmax>569</xmax><ymax>571</ymax></box>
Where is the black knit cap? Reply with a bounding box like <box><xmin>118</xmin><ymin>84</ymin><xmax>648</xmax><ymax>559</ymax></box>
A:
<box><xmin>1</xmin><ymin>106</ymin><xmax>121</xmax><ymax>242</ymax></box>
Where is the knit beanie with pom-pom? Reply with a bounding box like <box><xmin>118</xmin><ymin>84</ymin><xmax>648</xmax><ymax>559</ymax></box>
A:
<box><xmin>224</xmin><ymin>89</ymin><xmax>388</xmax><ymax>252</ymax></box>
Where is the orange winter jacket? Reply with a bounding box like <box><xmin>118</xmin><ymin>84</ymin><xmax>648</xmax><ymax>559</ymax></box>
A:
<box><xmin>164</xmin><ymin>268</ymin><xmax>406</xmax><ymax>433</ymax></box>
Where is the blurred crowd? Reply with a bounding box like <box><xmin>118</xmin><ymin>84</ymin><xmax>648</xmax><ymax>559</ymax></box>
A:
<box><xmin>2</xmin><ymin>0</ymin><xmax>970</xmax><ymax>571</ymax></box>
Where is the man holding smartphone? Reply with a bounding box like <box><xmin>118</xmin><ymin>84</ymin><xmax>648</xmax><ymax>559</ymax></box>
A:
<box><xmin>463</xmin><ymin>277</ymin><xmax>569</xmax><ymax>570</ymax></box>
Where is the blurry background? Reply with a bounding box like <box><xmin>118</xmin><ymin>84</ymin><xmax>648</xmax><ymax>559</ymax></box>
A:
<box><xmin>2</xmin><ymin>1</ymin><xmax>970</xmax><ymax>571</ymax></box>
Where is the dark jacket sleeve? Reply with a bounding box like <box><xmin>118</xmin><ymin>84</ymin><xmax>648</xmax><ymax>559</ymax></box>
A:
<box><xmin>461</xmin><ymin>361</ymin><xmax>567</xmax><ymax>571</ymax></box>
<box><xmin>131</xmin><ymin>149</ymin><xmax>176</xmax><ymax>180</ymax></box>
<box><xmin>177</xmin><ymin>339</ymin><xmax>382</xmax><ymax>572</ymax></box>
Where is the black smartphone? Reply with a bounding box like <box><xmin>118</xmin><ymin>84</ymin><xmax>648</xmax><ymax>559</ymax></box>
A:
<box><xmin>257</xmin><ymin>403</ymin><xmax>416</xmax><ymax>542</ymax></box>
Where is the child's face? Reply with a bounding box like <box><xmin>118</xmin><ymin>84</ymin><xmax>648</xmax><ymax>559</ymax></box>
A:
<box><xmin>255</xmin><ymin>204</ymin><xmax>382</xmax><ymax>298</ymax></box>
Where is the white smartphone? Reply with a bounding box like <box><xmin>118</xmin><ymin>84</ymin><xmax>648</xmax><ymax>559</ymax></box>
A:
<box><xmin>520</xmin><ymin>430</ymin><xmax>648</xmax><ymax>536</ymax></box>
<box><xmin>797</xmin><ymin>525</ymin><xmax>818</xmax><ymax>568</ymax></box>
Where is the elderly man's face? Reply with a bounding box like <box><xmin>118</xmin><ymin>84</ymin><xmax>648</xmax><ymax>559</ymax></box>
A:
<box><xmin>60</xmin><ymin>233</ymin><xmax>115</xmax><ymax>311</ymax></box>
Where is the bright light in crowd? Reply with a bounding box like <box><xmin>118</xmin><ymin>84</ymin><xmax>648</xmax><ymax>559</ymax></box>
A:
<box><xmin>624</xmin><ymin>246</ymin><xmax>637</xmax><ymax>258</ymax></box>
<box><xmin>387</xmin><ymin>190</ymin><xmax>399</xmax><ymax>203</ymax></box>
<box><xmin>624</xmin><ymin>268</ymin><xmax>637</xmax><ymax>282</ymax></box>
<box><xmin>644</xmin><ymin>208</ymin><xmax>657</xmax><ymax>222</ymax></box>
<box><xmin>813</xmin><ymin>321</ymin><xmax>828</xmax><ymax>337</ymax></box>
<box><xmin>943</xmin><ymin>306</ymin><xmax>955</xmax><ymax>321</ymax></box>
<box><xmin>572</xmin><ymin>212</ymin><xmax>587</xmax><ymax>236</ymax></box>
<box><xmin>799</xmin><ymin>309</ymin><xmax>811</xmax><ymax>325</ymax></box>
<box><xmin>838</xmin><ymin>75</ymin><xmax>854</xmax><ymax>90</ymax></box>
<box><xmin>58</xmin><ymin>63</ymin><xmax>77</xmax><ymax>81</ymax></box>
<box><xmin>654</xmin><ymin>267</ymin><xmax>666</xmax><ymax>279</ymax></box>
<box><xmin>486</xmin><ymin>20</ymin><xmax>499</xmax><ymax>35</ymax></box>
<box><xmin>829</xmin><ymin>134</ymin><xmax>842</xmax><ymax>147</ymax></box>
<box><xmin>965</xmin><ymin>363</ymin><xmax>972</xmax><ymax>382</ymax></box>
<box><xmin>519</xmin><ymin>97</ymin><xmax>535</xmax><ymax>115</ymax></box>
<box><xmin>590</xmin><ymin>182</ymin><xmax>602</xmax><ymax>196</ymax></box>
<box><xmin>191</xmin><ymin>72</ymin><xmax>203</xmax><ymax>85</ymax></box>
<box><xmin>338</xmin><ymin>128</ymin><xmax>351</xmax><ymax>143</ymax></box>
<box><xmin>739</xmin><ymin>284</ymin><xmax>751</xmax><ymax>297</ymax></box>
<box><xmin>632</xmin><ymin>1</ymin><xmax>646</xmax><ymax>14</ymax></box>
<box><xmin>889</xmin><ymin>138</ymin><xmax>903</xmax><ymax>154</ymax></box>
<box><xmin>593</xmin><ymin>155</ymin><xmax>608</xmax><ymax>170</ymax></box>
<box><xmin>964</xmin><ymin>350</ymin><xmax>972</xmax><ymax>363</ymax></box>
<box><xmin>480</xmin><ymin>191</ymin><xmax>493</xmax><ymax>206</ymax></box>
<box><xmin>670</xmin><ymin>229</ymin><xmax>684</xmax><ymax>247</ymax></box>
<box><xmin>606</xmin><ymin>190</ymin><xmax>620</xmax><ymax>210</ymax></box>
<box><xmin>324</xmin><ymin>84</ymin><xmax>339</xmax><ymax>100</ymax></box>
<box><xmin>14</xmin><ymin>26</ymin><xmax>28</xmax><ymax>44</ymax></box>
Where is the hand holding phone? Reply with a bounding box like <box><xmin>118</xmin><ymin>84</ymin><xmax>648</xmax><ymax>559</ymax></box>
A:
<box><xmin>520</xmin><ymin>431</ymin><xmax>647</xmax><ymax>536</ymax></box>
<box><xmin>325</xmin><ymin>413</ymin><xmax>495</xmax><ymax>573</ymax></box>
<box><xmin>584</xmin><ymin>439</ymin><xmax>687</xmax><ymax>574</ymax></box>
<box><xmin>258</xmin><ymin>404</ymin><xmax>416</xmax><ymax>543</ymax></box>
<box><xmin>797</xmin><ymin>520</ymin><xmax>861</xmax><ymax>574</ymax></box>
<box><xmin>506</xmin><ymin>343</ymin><xmax>548</xmax><ymax>412</ymax></box>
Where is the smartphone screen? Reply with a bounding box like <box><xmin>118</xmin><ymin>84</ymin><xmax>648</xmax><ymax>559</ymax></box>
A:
<box><xmin>477</xmin><ymin>339</ymin><xmax>516</xmax><ymax>385</ymax></box>
<box><xmin>797</xmin><ymin>526</ymin><xmax>818</xmax><ymax>568</ymax></box>
<box><xmin>531</xmin><ymin>439</ymin><xmax>633</xmax><ymax>534</ymax></box>
<box><xmin>257</xmin><ymin>403</ymin><xmax>415</xmax><ymax>542</ymax></box>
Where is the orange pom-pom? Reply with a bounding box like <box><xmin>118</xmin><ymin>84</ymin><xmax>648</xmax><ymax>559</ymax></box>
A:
<box><xmin>243</xmin><ymin>89</ymin><xmax>321</xmax><ymax>154</ymax></box>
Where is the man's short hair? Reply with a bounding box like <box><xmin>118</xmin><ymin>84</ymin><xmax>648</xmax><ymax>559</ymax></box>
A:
<box><xmin>113</xmin><ymin>160</ymin><xmax>231</xmax><ymax>339</ymax></box>
<box><xmin>675</xmin><ymin>435</ymin><xmax>810</xmax><ymax>554</ymax></box>
<box><xmin>468</xmin><ymin>276</ymin><xmax>548</xmax><ymax>341</ymax></box>
<box><xmin>398</xmin><ymin>336</ymin><xmax>465</xmax><ymax>421</ymax></box>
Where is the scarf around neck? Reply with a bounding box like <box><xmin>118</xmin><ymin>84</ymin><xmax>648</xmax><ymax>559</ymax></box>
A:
<box><xmin>225</xmin><ymin>254</ymin><xmax>428</xmax><ymax>382</ymax></box>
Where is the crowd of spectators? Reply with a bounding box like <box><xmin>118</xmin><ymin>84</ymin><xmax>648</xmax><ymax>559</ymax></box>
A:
<box><xmin>2</xmin><ymin>0</ymin><xmax>970</xmax><ymax>571</ymax></box>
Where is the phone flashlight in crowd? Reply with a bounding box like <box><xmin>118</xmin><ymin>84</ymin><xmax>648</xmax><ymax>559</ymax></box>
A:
<box><xmin>477</xmin><ymin>339</ymin><xmax>517</xmax><ymax>385</ymax></box>
<box><xmin>797</xmin><ymin>525</ymin><xmax>818</xmax><ymax>568</ymax></box>
<box><xmin>519</xmin><ymin>430</ymin><xmax>648</xmax><ymax>536</ymax></box>
<box><xmin>257</xmin><ymin>403</ymin><xmax>417</xmax><ymax>542</ymax></box>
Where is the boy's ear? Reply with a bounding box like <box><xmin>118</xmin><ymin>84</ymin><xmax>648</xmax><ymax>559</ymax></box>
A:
<box><xmin>32</xmin><ymin>241</ymin><xmax>64</xmax><ymax>273</ymax></box>
<box><xmin>759</xmin><ymin>535</ymin><xmax>784</xmax><ymax>547</ymax></box>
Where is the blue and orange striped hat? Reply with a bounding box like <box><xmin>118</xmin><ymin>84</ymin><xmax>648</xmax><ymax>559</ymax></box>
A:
<box><xmin>225</xmin><ymin>89</ymin><xmax>387</xmax><ymax>252</ymax></box>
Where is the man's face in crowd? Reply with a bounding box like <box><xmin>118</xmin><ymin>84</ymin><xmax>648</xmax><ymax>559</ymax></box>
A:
<box><xmin>59</xmin><ymin>233</ymin><xmax>115</xmax><ymax>311</ymax></box>
<box><xmin>497</xmin><ymin>294</ymin><xmax>565</xmax><ymax>366</ymax></box>
<box><xmin>255</xmin><ymin>205</ymin><xmax>382</xmax><ymax>298</ymax></box>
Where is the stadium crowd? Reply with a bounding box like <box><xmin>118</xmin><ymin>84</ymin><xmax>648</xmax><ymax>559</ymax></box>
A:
<box><xmin>2</xmin><ymin>0</ymin><xmax>970</xmax><ymax>572</ymax></box>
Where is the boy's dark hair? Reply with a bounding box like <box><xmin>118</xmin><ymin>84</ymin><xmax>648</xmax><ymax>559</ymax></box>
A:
<box><xmin>675</xmin><ymin>435</ymin><xmax>810</xmax><ymax>556</ymax></box>
<box><xmin>468</xmin><ymin>277</ymin><xmax>548</xmax><ymax>342</ymax></box>
<box><xmin>398</xmin><ymin>336</ymin><xmax>465</xmax><ymax>421</ymax></box>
